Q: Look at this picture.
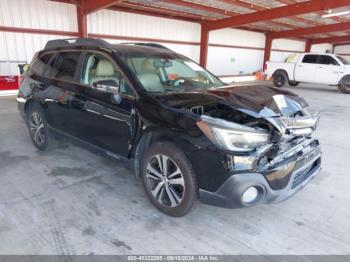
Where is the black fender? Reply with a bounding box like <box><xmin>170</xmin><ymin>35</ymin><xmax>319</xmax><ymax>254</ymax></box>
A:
<box><xmin>130</xmin><ymin>125</ymin><xmax>206</xmax><ymax>178</ymax></box>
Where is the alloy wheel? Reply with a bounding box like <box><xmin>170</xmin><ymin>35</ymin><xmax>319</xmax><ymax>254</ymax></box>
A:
<box><xmin>29</xmin><ymin>112</ymin><xmax>46</xmax><ymax>146</ymax></box>
<box><xmin>146</xmin><ymin>154</ymin><xmax>185</xmax><ymax>207</ymax></box>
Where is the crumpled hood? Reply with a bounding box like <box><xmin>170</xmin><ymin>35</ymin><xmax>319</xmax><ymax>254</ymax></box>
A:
<box><xmin>157</xmin><ymin>85</ymin><xmax>309</xmax><ymax>118</ymax></box>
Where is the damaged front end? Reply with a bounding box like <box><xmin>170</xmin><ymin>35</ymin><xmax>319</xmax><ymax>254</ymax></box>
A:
<box><xmin>190</xmin><ymin>89</ymin><xmax>322</xmax><ymax>208</ymax></box>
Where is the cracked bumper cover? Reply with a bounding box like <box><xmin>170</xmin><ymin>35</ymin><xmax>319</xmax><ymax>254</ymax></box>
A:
<box><xmin>199</xmin><ymin>139</ymin><xmax>322</xmax><ymax>208</ymax></box>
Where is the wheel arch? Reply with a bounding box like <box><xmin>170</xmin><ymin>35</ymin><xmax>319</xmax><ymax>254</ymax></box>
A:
<box><xmin>24</xmin><ymin>98</ymin><xmax>46</xmax><ymax>115</ymax></box>
<box><xmin>130</xmin><ymin>127</ymin><xmax>199</xmax><ymax>178</ymax></box>
<box><xmin>338</xmin><ymin>74</ymin><xmax>350</xmax><ymax>85</ymax></box>
<box><xmin>272</xmin><ymin>69</ymin><xmax>290</xmax><ymax>80</ymax></box>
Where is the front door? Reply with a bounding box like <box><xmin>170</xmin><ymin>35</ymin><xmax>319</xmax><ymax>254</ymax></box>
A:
<box><xmin>69</xmin><ymin>51</ymin><xmax>136</xmax><ymax>158</ymax></box>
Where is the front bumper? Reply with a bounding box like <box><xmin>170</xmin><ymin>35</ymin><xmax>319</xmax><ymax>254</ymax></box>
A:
<box><xmin>199</xmin><ymin>139</ymin><xmax>321</xmax><ymax>208</ymax></box>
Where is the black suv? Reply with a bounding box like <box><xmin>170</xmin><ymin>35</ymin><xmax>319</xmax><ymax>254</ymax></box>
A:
<box><xmin>18</xmin><ymin>38</ymin><xmax>321</xmax><ymax>216</ymax></box>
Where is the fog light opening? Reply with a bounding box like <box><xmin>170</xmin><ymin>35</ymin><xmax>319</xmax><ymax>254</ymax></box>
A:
<box><xmin>241</xmin><ymin>186</ymin><xmax>260</xmax><ymax>204</ymax></box>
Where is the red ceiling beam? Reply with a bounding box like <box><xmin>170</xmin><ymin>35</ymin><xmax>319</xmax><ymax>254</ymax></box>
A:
<box><xmin>305</xmin><ymin>39</ymin><xmax>312</xmax><ymax>52</ymax></box>
<box><xmin>111</xmin><ymin>2</ymin><xmax>212</xmax><ymax>23</ymax></box>
<box><xmin>263</xmin><ymin>34</ymin><xmax>272</xmax><ymax>67</ymax></box>
<box><xmin>219</xmin><ymin>0</ymin><xmax>314</xmax><ymax>29</ymax></box>
<box><xmin>111</xmin><ymin>2</ymin><xmax>269</xmax><ymax>33</ymax></box>
<box><xmin>83</xmin><ymin>0</ymin><xmax>124</xmax><ymax>14</ymax></box>
<box><xmin>271</xmin><ymin>21</ymin><xmax>350</xmax><ymax>39</ymax></box>
<box><xmin>208</xmin><ymin>0</ymin><xmax>350</xmax><ymax>31</ymax></box>
<box><xmin>276</xmin><ymin>0</ymin><xmax>349</xmax><ymax>24</ymax></box>
<box><xmin>77</xmin><ymin>2</ymin><xmax>87</xmax><ymax>37</ymax></box>
<box><xmin>163</xmin><ymin>0</ymin><xmax>233</xmax><ymax>16</ymax></box>
<box><xmin>311</xmin><ymin>35</ymin><xmax>350</xmax><ymax>44</ymax></box>
<box><xmin>334</xmin><ymin>42</ymin><xmax>350</xmax><ymax>47</ymax></box>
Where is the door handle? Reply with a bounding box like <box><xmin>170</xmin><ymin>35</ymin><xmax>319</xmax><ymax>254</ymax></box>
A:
<box><xmin>318</xmin><ymin>66</ymin><xmax>323</xmax><ymax>68</ymax></box>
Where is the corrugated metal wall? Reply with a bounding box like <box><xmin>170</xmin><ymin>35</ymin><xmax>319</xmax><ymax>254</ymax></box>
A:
<box><xmin>0</xmin><ymin>0</ymin><xmax>77</xmax><ymax>75</ymax></box>
<box><xmin>0</xmin><ymin>0</ymin><xmax>76</xmax><ymax>30</ymax></box>
<box><xmin>89</xmin><ymin>10</ymin><xmax>200</xmax><ymax>42</ymax></box>
<box><xmin>311</xmin><ymin>43</ymin><xmax>333</xmax><ymax>54</ymax></box>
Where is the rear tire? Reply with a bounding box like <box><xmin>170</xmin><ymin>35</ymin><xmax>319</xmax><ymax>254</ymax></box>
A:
<box><xmin>27</xmin><ymin>106</ymin><xmax>54</xmax><ymax>150</ymax></box>
<box><xmin>140</xmin><ymin>141</ymin><xmax>198</xmax><ymax>217</ymax></box>
<box><xmin>273</xmin><ymin>71</ymin><xmax>288</xmax><ymax>88</ymax></box>
<box><xmin>288</xmin><ymin>81</ymin><xmax>299</xmax><ymax>86</ymax></box>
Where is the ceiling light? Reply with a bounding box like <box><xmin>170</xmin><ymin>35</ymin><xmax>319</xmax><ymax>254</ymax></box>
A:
<box><xmin>322</xmin><ymin>10</ymin><xmax>350</xmax><ymax>18</ymax></box>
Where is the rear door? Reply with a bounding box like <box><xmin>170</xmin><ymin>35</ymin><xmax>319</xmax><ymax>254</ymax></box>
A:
<box><xmin>40</xmin><ymin>51</ymin><xmax>83</xmax><ymax>133</ymax></box>
<box><xmin>315</xmin><ymin>55</ymin><xmax>341</xmax><ymax>84</ymax></box>
<box><xmin>294</xmin><ymin>54</ymin><xmax>319</xmax><ymax>83</ymax></box>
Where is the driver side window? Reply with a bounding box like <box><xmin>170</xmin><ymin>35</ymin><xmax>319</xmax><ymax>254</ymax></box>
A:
<box><xmin>81</xmin><ymin>52</ymin><xmax>133</xmax><ymax>96</ymax></box>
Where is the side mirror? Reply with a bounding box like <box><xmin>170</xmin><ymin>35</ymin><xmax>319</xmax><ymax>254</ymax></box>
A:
<box><xmin>91</xmin><ymin>80</ymin><xmax>120</xmax><ymax>95</ymax></box>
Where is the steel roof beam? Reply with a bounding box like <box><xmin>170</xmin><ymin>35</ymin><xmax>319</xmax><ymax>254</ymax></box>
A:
<box><xmin>311</xmin><ymin>35</ymin><xmax>350</xmax><ymax>44</ymax></box>
<box><xmin>207</xmin><ymin>0</ymin><xmax>350</xmax><ymax>31</ymax></box>
<box><xmin>271</xmin><ymin>21</ymin><xmax>350</xmax><ymax>39</ymax></box>
<box><xmin>83</xmin><ymin>0</ymin><xmax>124</xmax><ymax>14</ymax></box>
<box><xmin>163</xmin><ymin>0</ymin><xmax>300</xmax><ymax>30</ymax></box>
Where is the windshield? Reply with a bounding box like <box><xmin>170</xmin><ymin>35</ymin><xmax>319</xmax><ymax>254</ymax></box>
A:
<box><xmin>336</xmin><ymin>56</ymin><xmax>350</xmax><ymax>65</ymax></box>
<box><xmin>120</xmin><ymin>53</ymin><xmax>223</xmax><ymax>93</ymax></box>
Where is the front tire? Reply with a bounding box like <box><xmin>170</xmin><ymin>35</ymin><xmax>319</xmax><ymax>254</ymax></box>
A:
<box><xmin>140</xmin><ymin>141</ymin><xmax>198</xmax><ymax>217</ymax></box>
<box><xmin>273</xmin><ymin>71</ymin><xmax>288</xmax><ymax>87</ymax></box>
<box><xmin>27</xmin><ymin>106</ymin><xmax>52</xmax><ymax>150</ymax></box>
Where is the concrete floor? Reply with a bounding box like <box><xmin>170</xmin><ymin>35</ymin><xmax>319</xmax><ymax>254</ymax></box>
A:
<box><xmin>0</xmin><ymin>82</ymin><xmax>349</xmax><ymax>255</ymax></box>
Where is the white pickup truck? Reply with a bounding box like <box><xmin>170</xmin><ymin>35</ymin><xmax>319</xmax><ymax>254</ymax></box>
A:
<box><xmin>266</xmin><ymin>53</ymin><xmax>350</xmax><ymax>94</ymax></box>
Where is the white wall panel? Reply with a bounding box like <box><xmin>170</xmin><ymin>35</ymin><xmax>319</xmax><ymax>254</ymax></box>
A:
<box><xmin>0</xmin><ymin>32</ymin><xmax>75</xmax><ymax>75</ymax></box>
<box><xmin>311</xmin><ymin>43</ymin><xmax>332</xmax><ymax>53</ymax></box>
<box><xmin>0</xmin><ymin>0</ymin><xmax>77</xmax><ymax>31</ymax></box>
<box><xmin>0</xmin><ymin>0</ymin><xmax>77</xmax><ymax>75</ymax></box>
<box><xmin>334</xmin><ymin>45</ymin><xmax>350</xmax><ymax>54</ymax></box>
<box><xmin>272</xmin><ymin>39</ymin><xmax>305</xmax><ymax>51</ymax></box>
<box><xmin>269</xmin><ymin>39</ymin><xmax>304</xmax><ymax>63</ymax></box>
<box><xmin>88</xmin><ymin>10</ymin><xmax>200</xmax><ymax>42</ymax></box>
<box><xmin>270</xmin><ymin>51</ymin><xmax>300</xmax><ymax>63</ymax></box>
<box><xmin>100</xmin><ymin>38</ymin><xmax>200</xmax><ymax>63</ymax></box>
<box><xmin>207</xmin><ymin>28</ymin><xmax>265</xmax><ymax>75</ymax></box>
<box><xmin>209</xmin><ymin>28</ymin><xmax>265</xmax><ymax>48</ymax></box>
<box><xmin>207</xmin><ymin>47</ymin><xmax>264</xmax><ymax>76</ymax></box>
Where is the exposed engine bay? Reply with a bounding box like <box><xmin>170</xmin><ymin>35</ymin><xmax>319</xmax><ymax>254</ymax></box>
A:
<box><xmin>184</xmin><ymin>99</ymin><xmax>319</xmax><ymax>171</ymax></box>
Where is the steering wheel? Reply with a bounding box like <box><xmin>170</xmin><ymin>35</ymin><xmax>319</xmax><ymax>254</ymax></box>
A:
<box><xmin>170</xmin><ymin>77</ymin><xmax>190</xmax><ymax>87</ymax></box>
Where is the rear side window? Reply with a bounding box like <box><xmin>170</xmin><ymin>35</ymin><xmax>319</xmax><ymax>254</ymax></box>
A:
<box><xmin>319</xmin><ymin>55</ymin><xmax>339</xmax><ymax>66</ymax></box>
<box><xmin>302</xmin><ymin>55</ymin><xmax>319</xmax><ymax>64</ymax></box>
<box><xmin>47</xmin><ymin>52</ymin><xmax>81</xmax><ymax>81</ymax></box>
<box><xmin>30</xmin><ymin>53</ymin><xmax>54</xmax><ymax>76</ymax></box>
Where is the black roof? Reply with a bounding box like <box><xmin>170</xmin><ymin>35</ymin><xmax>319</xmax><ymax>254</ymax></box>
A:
<box><xmin>44</xmin><ymin>38</ymin><xmax>176</xmax><ymax>57</ymax></box>
<box><xmin>112</xmin><ymin>44</ymin><xmax>180</xmax><ymax>58</ymax></box>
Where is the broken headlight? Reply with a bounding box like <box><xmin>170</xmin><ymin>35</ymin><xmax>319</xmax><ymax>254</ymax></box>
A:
<box><xmin>196</xmin><ymin>115</ymin><xmax>270</xmax><ymax>152</ymax></box>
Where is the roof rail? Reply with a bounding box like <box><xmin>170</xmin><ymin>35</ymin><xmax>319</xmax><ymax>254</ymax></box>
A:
<box><xmin>44</xmin><ymin>38</ymin><xmax>113</xmax><ymax>50</ymax></box>
<box><xmin>120</xmin><ymin>42</ymin><xmax>173</xmax><ymax>51</ymax></box>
